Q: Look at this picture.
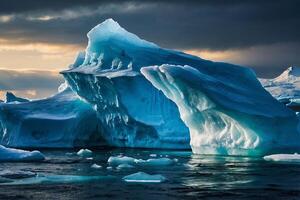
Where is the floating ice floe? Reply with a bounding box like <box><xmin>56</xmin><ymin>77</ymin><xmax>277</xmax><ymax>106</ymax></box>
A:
<box><xmin>0</xmin><ymin>145</ymin><xmax>45</xmax><ymax>162</ymax></box>
<box><xmin>123</xmin><ymin>172</ymin><xmax>166</xmax><ymax>183</ymax></box>
<box><xmin>263</xmin><ymin>153</ymin><xmax>300</xmax><ymax>163</ymax></box>
<box><xmin>108</xmin><ymin>156</ymin><xmax>136</xmax><ymax>166</ymax></box>
<box><xmin>91</xmin><ymin>164</ymin><xmax>102</xmax><ymax>169</ymax></box>
<box><xmin>77</xmin><ymin>149</ymin><xmax>93</xmax><ymax>157</ymax></box>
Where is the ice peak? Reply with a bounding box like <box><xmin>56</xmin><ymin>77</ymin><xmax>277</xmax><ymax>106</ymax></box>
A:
<box><xmin>87</xmin><ymin>18</ymin><xmax>158</xmax><ymax>48</ymax></box>
<box><xmin>275</xmin><ymin>66</ymin><xmax>300</xmax><ymax>82</ymax></box>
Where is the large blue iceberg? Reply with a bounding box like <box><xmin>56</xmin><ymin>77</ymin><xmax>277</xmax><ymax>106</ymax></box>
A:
<box><xmin>1</xmin><ymin>18</ymin><xmax>299</xmax><ymax>155</ymax></box>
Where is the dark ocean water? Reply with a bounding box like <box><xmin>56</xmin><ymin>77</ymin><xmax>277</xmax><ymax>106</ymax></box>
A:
<box><xmin>0</xmin><ymin>148</ymin><xmax>299</xmax><ymax>200</ymax></box>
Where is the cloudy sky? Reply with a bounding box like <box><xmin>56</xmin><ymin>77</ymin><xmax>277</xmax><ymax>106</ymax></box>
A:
<box><xmin>0</xmin><ymin>0</ymin><xmax>299</xmax><ymax>99</ymax></box>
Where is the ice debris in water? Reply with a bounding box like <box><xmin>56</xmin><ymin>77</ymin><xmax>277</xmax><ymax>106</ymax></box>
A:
<box><xmin>123</xmin><ymin>172</ymin><xmax>166</xmax><ymax>183</ymax></box>
<box><xmin>0</xmin><ymin>145</ymin><xmax>45</xmax><ymax>162</ymax></box>
<box><xmin>263</xmin><ymin>153</ymin><xmax>300</xmax><ymax>163</ymax></box>
<box><xmin>116</xmin><ymin>164</ymin><xmax>135</xmax><ymax>170</ymax></box>
<box><xmin>134</xmin><ymin>158</ymin><xmax>175</xmax><ymax>167</ymax></box>
<box><xmin>77</xmin><ymin>149</ymin><xmax>93</xmax><ymax>157</ymax></box>
<box><xmin>108</xmin><ymin>156</ymin><xmax>175</xmax><ymax>167</ymax></box>
<box><xmin>91</xmin><ymin>164</ymin><xmax>102</xmax><ymax>169</ymax></box>
<box><xmin>108</xmin><ymin>156</ymin><xmax>136</xmax><ymax>166</ymax></box>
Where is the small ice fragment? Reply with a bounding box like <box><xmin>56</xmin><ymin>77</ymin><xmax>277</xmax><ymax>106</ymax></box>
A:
<box><xmin>86</xmin><ymin>157</ymin><xmax>93</xmax><ymax>160</ymax></box>
<box><xmin>91</xmin><ymin>164</ymin><xmax>102</xmax><ymax>169</ymax></box>
<box><xmin>173</xmin><ymin>158</ymin><xmax>178</xmax><ymax>162</ymax></box>
<box><xmin>116</xmin><ymin>164</ymin><xmax>135</xmax><ymax>170</ymax></box>
<box><xmin>106</xmin><ymin>166</ymin><xmax>113</xmax><ymax>170</ymax></box>
<box><xmin>149</xmin><ymin>154</ymin><xmax>157</xmax><ymax>157</ymax></box>
<box><xmin>134</xmin><ymin>158</ymin><xmax>174</xmax><ymax>167</ymax></box>
<box><xmin>123</xmin><ymin>172</ymin><xmax>166</xmax><ymax>183</ymax></box>
<box><xmin>263</xmin><ymin>153</ymin><xmax>300</xmax><ymax>163</ymax></box>
<box><xmin>77</xmin><ymin>149</ymin><xmax>93</xmax><ymax>157</ymax></box>
<box><xmin>108</xmin><ymin>156</ymin><xmax>136</xmax><ymax>166</ymax></box>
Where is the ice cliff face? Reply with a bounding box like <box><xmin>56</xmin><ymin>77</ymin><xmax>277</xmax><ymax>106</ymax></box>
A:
<box><xmin>0</xmin><ymin>87</ymin><xmax>104</xmax><ymax>148</ymax></box>
<box><xmin>141</xmin><ymin>65</ymin><xmax>300</xmax><ymax>156</ymax></box>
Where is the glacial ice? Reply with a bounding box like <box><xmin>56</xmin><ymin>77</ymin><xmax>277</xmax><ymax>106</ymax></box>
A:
<box><xmin>122</xmin><ymin>172</ymin><xmax>166</xmax><ymax>183</ymax></box>
<box><xmin>0</xmin><ymin>145</ymin><xmax>45</xmax><ymax>161</ymax></box>
<box><xmin>116</xmin><ymin>164</ymin><xmax>135</xmax><ymax>170</ymax></box>
<box><xmin>141</xmin><ymin>64</ymin><xmax>300</xmax><ymax>156</ymax></box>
<box><xmin>263</xmin><ymin>153</ymin><xmax>300</xmax><ymax>163</ymax></box>
<box><xmin>91</xmin><ymin>163</ymin><xmax>102</xmax><ymax>169</ymax></box>
<box><xmin>5</xmin><ymin>92</ymin><xmax>30</xmax><ymax>103</ymax></box>
<box><xmin>0</xmin><ymin>88</ymin><xmax>105</xmax><ymax>148</ymax></box>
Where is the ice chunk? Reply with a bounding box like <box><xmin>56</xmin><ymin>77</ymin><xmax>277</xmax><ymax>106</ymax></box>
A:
<box><xmin>116</xmin><ymin>164</ymin><xmax>135</xmax><ymax>170</ymax></box>
<box><xmin>264</xmin><ymin>153</ymin><xmax>300</xmax><ymax>163</ymax></box>
<box><xmin>122</xmin><ymin>172</ymin><xmax>166</xmax><ymax>183</ymax></box>
<box><xmin>5</xmin><ymin>92</ymin><xmax>29</xmax><ymax>103</ymax></box>
<box><xmin>108</xmin><ymin>156</ymin><xmax>136</xmax><ymax>166</ymax></box>
<box><xmin>91</xmin><ymin>163</ymin><xmax>102</xmax><ymax>169</ymax></box>
<box><xmin>134</xmin><ymin>158</ymin><xmax>175</xmax><ymax>166</ymax></box>
<box><xmin>77</xmin><ymin>149</ymin><xmax>93</xmax><ymax>157</ymax></box>
<box><xmin>0</xmin><ymin>145</ymin><xmax>45</xmax><ymax>161</ymax></box>
<box><xmin>141</xmin><ymin>64</ymin><xmax>300</xmax><ymax>156</ymax></box>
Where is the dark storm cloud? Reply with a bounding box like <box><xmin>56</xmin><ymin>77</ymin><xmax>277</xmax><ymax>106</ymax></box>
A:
<box><xmin>0</xmin><ymin>0</ymin><xmax>299</xmax><ymax>50</ymax></box>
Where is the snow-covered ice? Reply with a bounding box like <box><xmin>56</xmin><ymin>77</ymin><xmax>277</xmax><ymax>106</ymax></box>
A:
<box><xmin>0</xmin><ymin>145</ymin><xmax>45</xmax><ymax>162</ymax></box>
<box><xmin>122</xmin><ymin>172</ymin><xmax>166</xmax><ymax>183</ymax></box>
<box><xmin>141</xmin><ymin>64</ymin><xmax>300</xmax><ymax>156</ymax></box>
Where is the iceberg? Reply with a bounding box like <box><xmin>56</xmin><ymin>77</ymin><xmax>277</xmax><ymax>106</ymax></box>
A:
<box><xmin>260</xmin><ymin>66</ymin><xmax>300</xmax><ymax>103</ymax></box>
<box><xmin>0</xmin><ymin>145</ymin><xmax>45</xmax><ymax>161</ymax></box>
<box><xmin>91</xmin><ymin>163</ymin><xmax>102</xmax><ymax>169</ymax></box>
<box><xmin>108</xmin><ymin>156</ymin><xmax>136</xmax><ymax>166</ymax></box>
<box><xmin>263</xmin><ymin>153</ymin><xmax>300</xmax><ymax>163</ymax></box>
<box><xmin>0</xmin><ymin>87</ymin><xmax>105</xmax><ymax>148</ymax></box>
<box><xmin>122</xmin><ymin>172</ymin><xmax>166</xmax><ymax>183</ymax></box>
<box><xmin>141</xmin><ymin>64</ymin><xmax>300</xmax><ymax>156</ymax></box>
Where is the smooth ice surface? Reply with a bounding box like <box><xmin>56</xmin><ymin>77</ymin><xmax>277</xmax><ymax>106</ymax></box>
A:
<box><xmin>77</xmin><ymin>149</ymin><xmax>93</xmax><ymax>157</ymax></box>
<box><xmin>261</xmin><ymin>66</ymin><xmax>300</xmax><ymax>102</ymax></box>
<box><xmin>122</xmin><ymin>172</ymin><xmax>166</xmax><ymax>183</ymax></box>
<box><xmin>264</xmin><ymin>153</ymin><xmax>300</xmax><ymax>163</ymax></box>
<box><xmin>0</xmin><ymin>88</ymin><xmax>104</xmax><ymax>148</ymax></box>
<box><xmin>5</xmin><ymin>92</ymin><xmax>30</xmax><ymax>103</ymax></box>
<box><xmin>141</xmin><ymin>64</ymin><xmax>300</xmax><ymax>156</ymax></box>
<box><xmin>0</xmin><ymin>145</ymin><xmax>45</xmax><ymax>161</ymax></box>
